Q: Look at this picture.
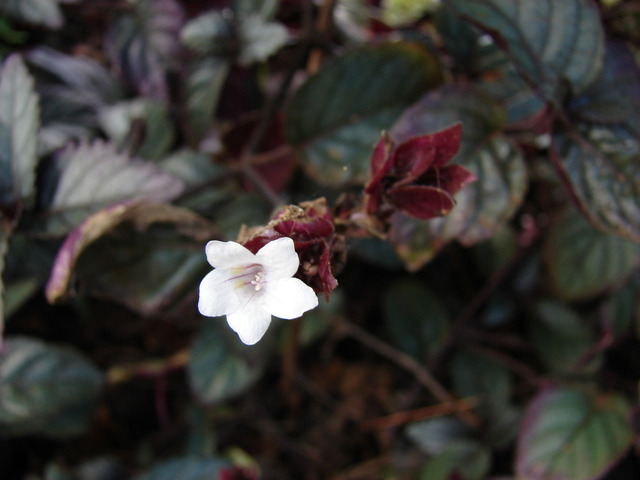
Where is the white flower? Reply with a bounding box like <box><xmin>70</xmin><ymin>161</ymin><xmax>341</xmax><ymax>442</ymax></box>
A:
<box><xmin>198</xmin><ymin>237</ymin><xmax>319</xmax><ymax>345</ymax></box>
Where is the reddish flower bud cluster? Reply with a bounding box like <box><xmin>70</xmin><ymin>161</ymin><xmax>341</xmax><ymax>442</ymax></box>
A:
<box><xmin>241</xmin><ymin>198</ymin><xmax>344</xmax><ymax>300</ymax></box>
<box><xmin>364</xmin><ymin>123</ymin><xmax>476</xmax><ymax>221</ymax></box>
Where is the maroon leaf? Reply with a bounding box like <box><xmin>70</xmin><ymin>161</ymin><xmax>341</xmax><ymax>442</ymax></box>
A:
<box><xmin>387</xmin><ymin>185</ymin><xmax>456</xmax><ymax>220</ymax></box>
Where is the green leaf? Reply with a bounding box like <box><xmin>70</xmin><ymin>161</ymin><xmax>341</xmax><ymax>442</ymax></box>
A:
<box><xmin>232</xmin><ymin>0</ymin><xmax>279</xmax><ymax>20</ymax></box>
<box><xmin>551</xmin><ymin>41</ymin><xmax>640</xmax><ymax>242</ymax></box>
<box><xmin>0</xmin><ymin>336</ymin><xmax>103</xmax><ymax>437</ymax></box>
<box><xmin>184</xmin><ymin>57</ymin><xmax>229</xmax><ymax>142</ymax></box>
<box><xmin>478</xmin><ymin>67</ymin><xmax>545</xmax><ymax>127</ymax></box>
<box><xmin>0</xmin><ymin>54</ymin><xmax>40</xmax><ymax>209</ymax></box>
<box><xmin>237</xmin><ymin>16</ymin><xmax>288</xmax><ymax>66</ymax></box>
<box><xmin>388</xmin><ymin>85</ymin><xmax>527</xmax><ymax>270</ymax></box>
<box><xmin>189</xmin><ymin>320</ymin><xmax>265</xmax><ymax>404</ymax></box>
<box><xmin>0</xmin><ymin>222</ymin><xmax>9</xmax><ymax>348</ymax></box>
<box><xmin>158</xmin><ymin>149</ymin><xmax>230</xmax><ymax>213</ymax></box>
<box><xmin>569</xmin><ymin>40</ymin><xmax>640</xmax><ymax>125</ymax></box>
<box><xmin>134</xmin><ymin>457</ymin><xmax>228</xmax><ymax>480</ymax></box>
<box><xmin>27</xmin><ymin>46</ymin><xmax>124</xmax><ymax>127</ymax></box>
<box><xmin>448</xmin><ymin>0</ymin><xmax>604</xmax><ymax>99</ymax></box>
<box><xmin>450</xmin><ymin>350</ymin><xmax>511</xmax><ymax>412</ymax></box>
<box><xmin>545</xmin><ymin>209</ymin><xmax>640</xmax><ymax>301</ymax></box>
<box><xmin>407</xmin><ymin>417</ymin><xmax>473</xmax><ymax>455</ymax></box>
<box><xmin>285</xmin><ymin>42</ymin><xmax>442</xmax><ymax>186</ymax></box>
<box><xmin>333</xmin><ymin>0</ymin><xmax>370</xmax><ymax>45</ymax></box>
<box><xmin>99</xmin><ymin>99</ymin><xmax>175</xmax><ymax>160</ymax></box>
<box><xmin>3</xmin><ymin>277</ymin><xmax>39</xmax><ymax>321</ymax></box>
<box><xmin>602</xmin><ymin>274</ymin><xmax>640</xmax><ymax>338</ymax></box>
<box><xmin>382</xmin><ymin>0</ymin><xmax>440</xmax><ymax>27</ymax></box>
<box><xmin>214</xmin><ymin>193</ymin><xmax>272</xmax><ymax>240</ymax></box>
<box><xmin>28</xmin><ymin>46</ymin><xmax>124</xmax><ymax>154</ymax></box>
<box><xmin>106</xmin><ymin>0</ymin><xmax>185</xmax><ymax>101</ymax></box>
<box><xmin>0</xmin><ymin>0</ymin><xmax>64</xmax><ymax>29</ymax></box>
<box><xmin>516</xmin><ymin>387</ymin><xmax>632</xmax><ymax>480</ymax></box>
<box><xmin>419</xmin><ymin>440</ymin><xmax>491</xmax><ymax>480</ymax></box>
<box><xmin>44</xmin><ymin>141</ymin><xmax>185</xmax><ymax>235</ymax></box>
<box><xmin>552</xmin><ymin>125</ymin><xmax>640</xmax><ymax>243</ymax></box>
<box><xmin>46</xmin><ymin>203</ymin><xmax>218</xmax><ymax>315</ymax></box>
<box><xmin>180</xmin><ymin>11</ymin><xmax>234</xmax><ymax>56</ymax></box>
<box><xmin>527</xmin><ymin>299</ymin><xmax>598</xmax><ymax>375</ymax></box>
<box><xmin>382</xmin><ymin>280</ymin><xmax>449</xmax><ymax>362</ymax></box>
<box><xmin>436</xmin><ymin>5</ymin><xmax>508</xmax><ymax>75</ymax></box>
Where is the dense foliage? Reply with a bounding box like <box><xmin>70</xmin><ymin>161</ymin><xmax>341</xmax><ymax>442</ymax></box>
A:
<box><xmin>1</xmin><ymin>0</ymin><xmax>640</xmax><ymax>479</ymax></box>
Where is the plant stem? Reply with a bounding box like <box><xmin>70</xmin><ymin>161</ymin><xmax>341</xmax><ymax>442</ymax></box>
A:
<box><xmin>280</xmin><ymin>317</ymin><xmax>302</xmax><ymax>407</ymax></box>
<box><xmin>332</xmin><ymin>316</ymin><xmax>481</xmax><ymax>427</ymax></box>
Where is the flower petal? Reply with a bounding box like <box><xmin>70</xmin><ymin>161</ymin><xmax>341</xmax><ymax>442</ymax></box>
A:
<box><xmin>226</xmin><ymin>299</ymin><xmax>272</xmax><ymax>345</ymax></box>
<box><xmin>198</xmin><ymin>268</ymin><xmax>242</xmax><ymax>317</ymax></box>
<box><xmin>205</xmin><ymin>240</ymin><xmax>256</xmax><ymax>268</ymax></box>
<box><xmin>264</xmin><ymin>277</ymin><xmax>319</xmax><ymax>319</ymax></box>
<box><xmin>256</xmin><ymin>237</ymin><xmax>299</xmax><ymax>279</ymax></box>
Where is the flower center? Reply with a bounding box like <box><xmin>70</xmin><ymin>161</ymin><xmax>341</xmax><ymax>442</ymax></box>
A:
<box><xmin>251</xmin><ymin>271</ymin><xmax>265</xmax><ymax>291</ymax></box>
<box><xmin>230</xmin><ymin>264</ymin><xmax>266</xmax><ymax>292</ymax></box>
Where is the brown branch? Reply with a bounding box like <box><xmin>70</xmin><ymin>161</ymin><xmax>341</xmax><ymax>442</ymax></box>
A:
<box><xmin>307</xmin><ymin>0</ymin><xmax>338</xmax><ymax>74</ymax></box>
<box><xmin>429</xmin><ymin>240</ymin><xmax>535</xmax><ymax>373</ymax></box>
<box><xmin>280</xmin><ymin>317</ymin><xmax>303</xmax><ymax>407</ymax></box>
<box><xmin>361</xmin><ymin>397</ymin><xmax>478</xmax><ymax>431</ymax></box>
<box><xmin>332</xmin><ymin>316</ymin><xmax>481</xmax><ymax>427</ymax></box>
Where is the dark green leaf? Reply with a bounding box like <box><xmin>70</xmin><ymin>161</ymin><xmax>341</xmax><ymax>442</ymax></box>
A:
<box><xmin>214</xmin><ymin>193</ymin><xmax>272</xmax><ymax>240</ymax></box>
<box><xmin>570</xmin><ymin>40</ymin><xmax>640</xmax><ymax>125</ymax></box>
<box><xmin>528</xmin><ymin>299</ymin><xmax>598</xmax><ymax>375</ymax></box>
<box><xmin>448</xmin><ymin>0</ymin><xmax>604</xmax><ymax>99</ymax></box>
<box><xmin>478</xmin><ymin>67</ymin><xmax>545</xmax><ymax>127</ymax></box>
<box><xmin>544</xmin><ymin>209</ymin><xmax>640</xmax><ymax>301</ymax></box>
<box><xmin>99</xmin><ymin>99</ymin><xmax>175</xmax><ymax>160</ymax></box>
<box><xmin>382</xmin><ymin>280</ymin><xmax>449</xmax><ymax>362</ymax></box>
<box><xmin>237</xmin><ymin>16</ymin><xmax>288</xmax><ymax>65</ymax></box>
<box><xmin>0</xmin><ymin>336</ymin><xmax>103</xmax><ymax>437</ymax></box>
<box><xmin>450</xmin><ymin>350</ymin><xmax>511</xmax><ymax>412</ymax></box>
<box><xmin>0</xmin><ymin>54</ymin><xmax>40</xmax><ymax>209</ymax></box>
<box><xmin>602</xmin><ymin>274</ymin><xmax>640</xmax><ymax>338</ymax></box>
<box><xmin>407</xmin><ymin>417</ymin><xmax>473</xmax><ymax>455</ymax></box>
<box><xmin>184</xmin><ymin>57</ymin><xmax>229</xmax><ymax>142</ymax></box>
<box><xmin>46</xmin><ymin>203</ymin><xmax>218</xmax><ymax>315</ymax></box>
<box><xmin>44</xmin><ymin>141</ymin><xmax>185</xmax><ymax>235</ymax></box>
<box><xmin>471</xmin><ymin>224</ymin><xmax>518</xmax><ymax>277</ymax></box>
<box><xmin>349</xmin><ymin>237</ymin><xmax>404</xmax><ymax>270</ymax></box>
<box><xmin>0</xmin><ymin>222</ymin><xmax>8</xmax><ymax>347</ymax></box>
<box><xmin>28</xmin><ymin>46</ymin><xmax>123</xmax><ymax>126</ymax></box>
<box><xmin>134</xmin><ymin>457</ymin><xmax>228</xmax><ymax>480</ymax></box>
<box><xmin>516</xmin><ymin>387</ymin><xmax>632</xmax><ymax>480</ymax></box>
<box><xmin>189</xmin><ymin>320</ymin><xmax>266</xmax><ymax>404</ymax></box>
<box><xmin>0</xmin><ymin>0</ymin><xmax>64</xmax><ymax>29</ymax></box>
<box><xmin>285</xmin><ymin>42</ymin><xmax>443</xmax><ymax>186</ymax></box>
<box><xmin>389</xmin><ymin>85</ymin><xmax>527</xmax><ymax>270</ymax></box>
<box><xmin>180</xmin><ymin>11</ymin><xmax>234</xmax><ymax>56</ymax></box>
<box><xmin>3</xmin><ymin>277</ymin><xmax>39</xmax><ymax>323</ymax></box>
<box><xmin>552</xmin><ymin>126</ymin><xmax>640</xmax><ymax>243</ymax></box>
<box><xmin>232</xmin><ymin>0</ymin><xmax>279</xmax><ymax>20</ymax></box>
<box><xmin>106</xmin><ymin>0</ymin><xmax>185</xmax><ymax>101</ymax></box>
<box><xmin>551</xmin><ymin>41</ymin><xmax>640</xmax><ymax>241</ymax></box>
<box><xmin>436</xmin><ymin>4</ymin><xmax>508</xmax><ymax>75</ymax></box>
<box><xmin>381</xmin><ymin>0</ymin><xmax>440</xmax><ymax>26</ymax></box>
<box><xmin>159</xmin><ymin>149</ymin><xmax>230</xmax><ymax>213</ymax></box>
<box><xmin>419</xmin><ymin>440</ymin><xmax>491</xmax><ymax>480</ymax></box>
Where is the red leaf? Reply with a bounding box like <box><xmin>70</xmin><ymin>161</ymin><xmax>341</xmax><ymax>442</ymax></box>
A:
<box><xmin>365</xmin><ymin>132</ymin><xmax>394</xmax><ymax>193</ymax></box>
<box><xmin>437</xmin><ymin>164</ymin><xmax>477</xmax><ymax>195</ymax></box>
<box><xmin>393</xmin><ymin>138</ymin><xmax>436</xmax><ymax>180</ymax></box>
<box><xmin>387</xmin><ymin>185</ymin><xmax>455</xmax><ymax>220</ymax></box>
